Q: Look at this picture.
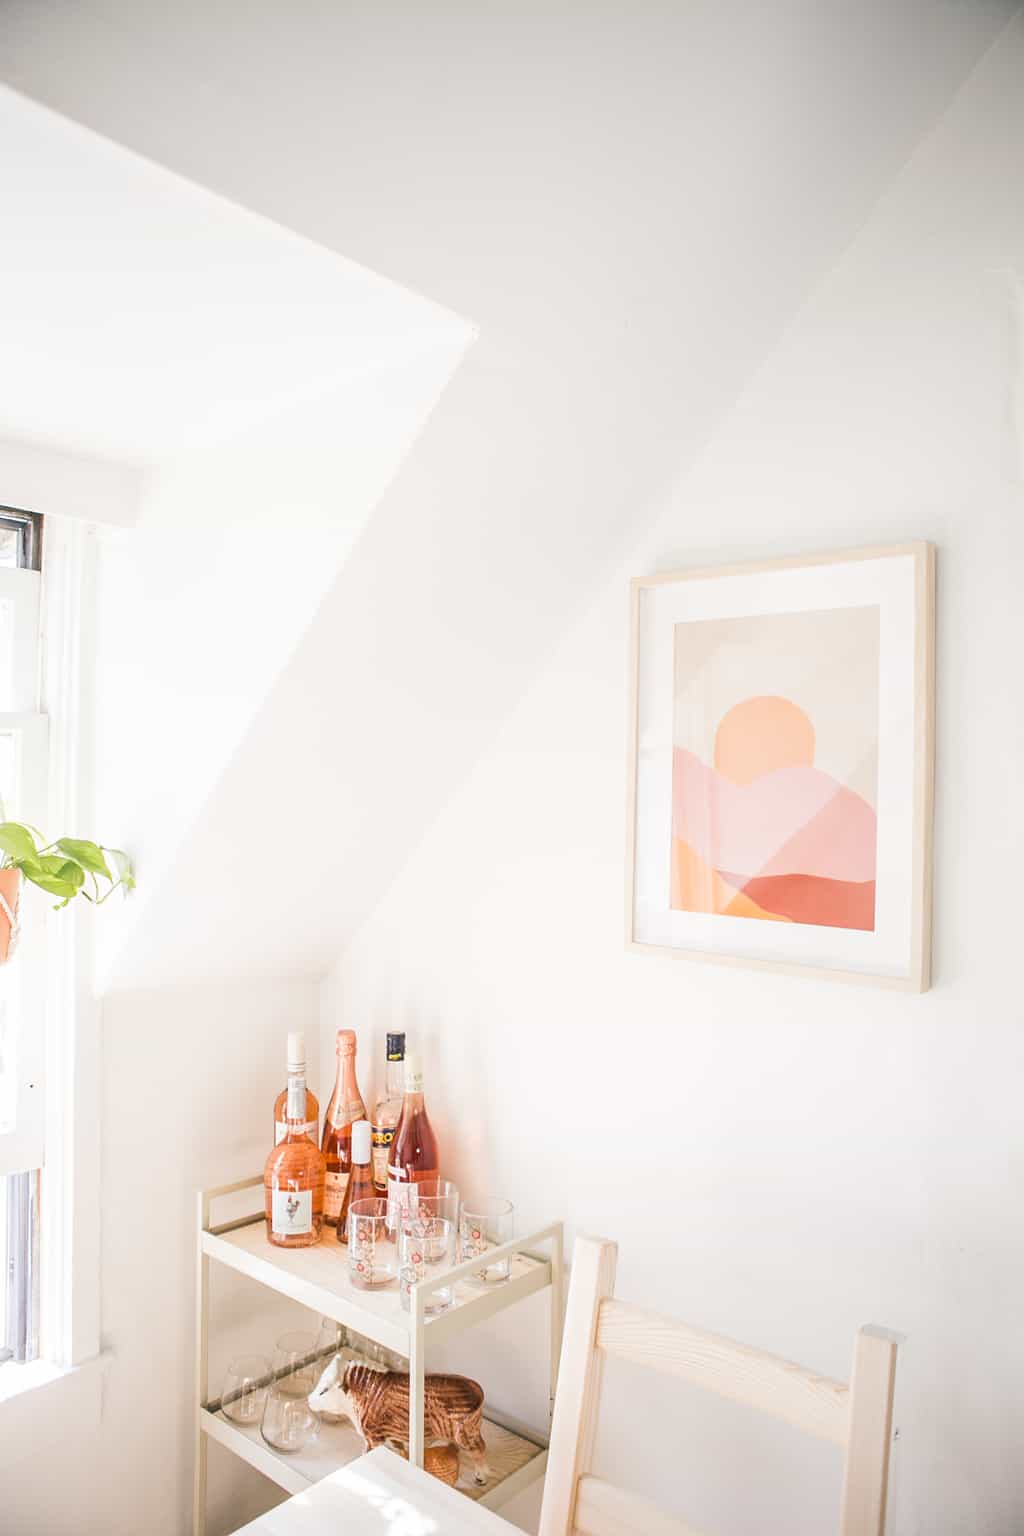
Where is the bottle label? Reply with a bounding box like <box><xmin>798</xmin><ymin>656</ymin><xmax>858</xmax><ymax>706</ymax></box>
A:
<box><xmin>271</xmin><ymin>1187</ymin><xmax>312</xmax><ymax>1237</ymax></box>
<box><xmin>371</xmin><ymin>1125</ymin><xmax>395</xmax><ymax>1188</ymax></box>
<box><xmin>324</xmin><ymin>1170</ymin><xmax>349</xmax><ymax>1220</ymax></box>
<box><xmin>275</xmin><ymin>1119</ymin><xmax>316</xmax><ymax>1145</ymax></box>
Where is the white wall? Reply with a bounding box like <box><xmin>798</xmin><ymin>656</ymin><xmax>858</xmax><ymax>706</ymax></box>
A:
<box><xmin>0</xmin><ymin>980</ymin><xmax>317</xmax><ymax>1536</ymax></box>
<box><xmin>321</xmin><ymin>21</ymin><xmax>1024</xmax><ymax>1536</ymax></box>
<box><xmin>0</xmin><ymin>7</ymin><xmax>1019</xmax><ymax>1536</ymax></box>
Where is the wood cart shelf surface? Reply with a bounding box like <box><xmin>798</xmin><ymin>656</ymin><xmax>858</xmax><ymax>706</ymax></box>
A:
<box><xmin>194</xmin><ymin>1176</ymin><xmax>563</xmax><ymax>1535</ymax></box>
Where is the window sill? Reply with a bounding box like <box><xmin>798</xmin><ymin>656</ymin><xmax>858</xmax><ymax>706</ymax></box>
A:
<box><xmin>0</xmin><ymin>1349</ymin><xmax>108</xmax><ymax>1409</ymax></box>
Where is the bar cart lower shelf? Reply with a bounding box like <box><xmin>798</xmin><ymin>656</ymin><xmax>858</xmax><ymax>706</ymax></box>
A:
<box><xmin>194</xmin><ymin>1177</ymin><xmax>563</xmax><ymax>1536</ymax></box>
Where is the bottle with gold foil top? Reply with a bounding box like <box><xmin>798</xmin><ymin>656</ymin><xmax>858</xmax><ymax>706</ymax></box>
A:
<box><xmin>273</xmin><ymin>1032</ymin><xmax>320</xmax><ymax>1146</ymax></box>
<box><xmin>320</xmin><ymin>1029</ymin><xmax>366</xmax><ymax>1227</ymax></box>
<box><xmin>264</xmin><ymin>1063</ymin><xmax>325</xmax><ymax>1248</ymax></box>
<box><xmin>337</xmin><ymin>1120</ymin><xmax>376</xmax><ymax>1244</ymax></box>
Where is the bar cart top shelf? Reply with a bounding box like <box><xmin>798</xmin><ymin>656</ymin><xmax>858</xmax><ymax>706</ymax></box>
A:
<box><xmin>201</xmin><ymin>1176</ymin><xmax>558</xmax><ymax>1357</ymax></box>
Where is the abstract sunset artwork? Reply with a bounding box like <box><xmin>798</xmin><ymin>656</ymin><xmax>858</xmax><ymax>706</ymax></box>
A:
<box><xmin>669</xmin><ymin>607</ymin><xmax>880</xmax><ymax>932</ymax></box>
<box><xmin>628</xmin><ymin>546</ymin><xmax>935</xmax><ymax>987</ymax></box>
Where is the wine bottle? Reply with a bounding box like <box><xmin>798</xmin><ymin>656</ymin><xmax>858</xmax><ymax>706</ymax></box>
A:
<box><xmin>337</xmin><ymin>1119</ymin><xmax>375</xmax><ymax>1244</ymax></box>
<box><xmin>320</xmin><ymin>1029</ymin><xmax>367</xmax><ymax>1227</ymax></box>
<box><xmin>273</xmin><ymin>1032</ymin><xmax>320</xmax><ymax>1146</ymax></box>
<box><xmin>371</xmin><ymin>1032</ymin><xmax>406</xmax><ymax>1195</ymax></box>
<box><xmin>263</xmin><ymin>1064</ymin><xmax>325</xmax><ymax>1248</ymax></box>
<box><xmin>386</xmin><ymin>1053</ymin><xmax>439</xmax><ymax>1222</ymax></box>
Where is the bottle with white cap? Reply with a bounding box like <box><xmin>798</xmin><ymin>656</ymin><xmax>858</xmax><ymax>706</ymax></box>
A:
<box><xmin>337</xmin><ymin>1119</ymin><xmax>375</xmax><ymax>1244</ymax></box>
<box><xmin>273</xmin><ymin>1032</ymin><xmax>320</xmax><ymax>1146</ymax></box>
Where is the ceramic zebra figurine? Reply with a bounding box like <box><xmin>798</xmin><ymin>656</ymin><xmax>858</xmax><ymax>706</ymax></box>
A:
<box><xmin>309</xmin><ymin>1357</ymin><xmax>490</xmax><ymax>1484</ymax></box>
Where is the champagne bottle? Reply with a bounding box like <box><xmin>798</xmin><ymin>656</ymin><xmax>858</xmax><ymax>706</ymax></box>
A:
<box><xmin>320</xmin><ymin>1029</ymin><xmax>367</xmax><ymax>1227</ymax></box>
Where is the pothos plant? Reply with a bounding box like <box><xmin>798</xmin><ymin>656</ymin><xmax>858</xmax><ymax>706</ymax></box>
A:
<box><xmin>0</xmin><ymin>818</ymin><xmax>135</xmax><ymax>909</ymax></box>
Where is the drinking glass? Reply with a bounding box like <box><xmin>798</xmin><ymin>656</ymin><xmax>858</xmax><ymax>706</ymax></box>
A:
<box><xmin>347</xmin><ymin>1197</ymin><xmax>399</xmax><ymax>1289</ymax></box>
<box><xmin>260</xmin><ymin>1381</ymin><xmax>320</xmax><ymax>1454</ymax></box>
<box><xmin>316</xmin><ymin>1317</ymin><xmax>346</xmax><ymax>1362</ymax></box>
<box><xmin>410</xmin><ymin>1178</ymin><xmax>460</xmax><ymax>1227</ymax></box>
<box><xmin>220</xmin><ymin>1354</ymin><xmax>270</xmax><ymax>1426</ymax></box>
<box><xmin>459</xmin><ymin>1197</ymin><xmax>515</xmax><ymax>1283</ymax></box>
<box><xmin>399</xmin><ymin>1215</ymin><xmax>456</xmax><ymax>1314</ymax></box>
<box><xmin>272</xmin><ymin>1330</ymin><xmax>320</xmax><ymax>1396</ymax></box>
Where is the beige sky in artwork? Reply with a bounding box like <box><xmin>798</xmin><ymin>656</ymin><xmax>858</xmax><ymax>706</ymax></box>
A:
<box><xmin>672</xmin><ymin>605</ymin><xmax>880</xmax><ymax>808</ymax></box>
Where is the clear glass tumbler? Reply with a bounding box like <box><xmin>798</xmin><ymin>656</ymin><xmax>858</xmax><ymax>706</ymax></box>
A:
<box><xmin>260</xmin><ymin>1381</ymin><xmax>320</xmax><ymax>1454</ymax></box>
<box><xmin>409</xmin><ymin>1178</ymin><xmax>460</xmax><ymax>1227</ymax></box>
<box><xmin>347</xmin><ymin>1197</ymin><xmax>399</xmax><ymax>1289</ymax></box>
<box><xmin>459</xmin><ymin>1197</ymin><xmax>515</xmax><ymax>1283</ymax></box>
<box><xmin>399</xmin><ymin>1215</ymin><xmax>456</xmax><ymax>1314</ymax></box>
<box><xmin>272</xmin><ymin>1330</ymin><xmax>320</xmax><ymax>1397</ymax></box>
<box><xmin>221</xmin><ymin>1354</ymin><xmax>271</xmax><ymax>1426</ymax></box>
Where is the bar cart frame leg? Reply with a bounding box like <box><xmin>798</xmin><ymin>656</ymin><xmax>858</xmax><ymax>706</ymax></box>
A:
<box><xmin>194</xmin><ymin>1188</ymin><xmax>211</xmax><ymax>1536</ymax></box>
<box><xmin>410</xmin><ymin>1289</ymin><xmax>426</xmax><ymax>1468</ymax></box>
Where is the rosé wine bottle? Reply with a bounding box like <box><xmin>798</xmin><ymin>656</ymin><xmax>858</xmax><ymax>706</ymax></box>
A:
<box><xmin>273</xmin><ymin>1032</ymin><xmax>320</xmax><ymax>1146</ymax></box>
<box><xmin>386</xmin><ymin>1053</ymin><xmax>439</xmax><ymax>1226</ymax></box>
<box><xmin>337</xmin><ymin>1120</ymin><xmax>376</xmax><ymax>1244</ymax></box>
<box><xmin>320</xmin><ymin>1029</ymin><xmax>367</xmax><ymax>1227</ymax></box>
<box><xmin>264</xmin><ymin>1066</ymin><xmax>325</xmax><ymax>1248</ymax></box>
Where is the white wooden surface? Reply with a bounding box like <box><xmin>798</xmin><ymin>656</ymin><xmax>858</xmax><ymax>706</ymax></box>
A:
<box><xmin>839</xmin><ymin>1326</ymin><xmax>899</xmax><ymax>1536</ymax></box>
<box><xmin>232</xmin><ymin>1446</ymin><xmax>520</xmax><ymax>1535</ymax></box>
<box><xmin>538</xmin><ymin>1235</ymin><xmax>618</xmax><ymax>1536</ymax></box>
<box><xmin>202</xmin><ymin>1191</ymin><xmax>553</xmax><ymax>1356</ymax></box>
<box><xmin>202</xmin><ymin>1405</ymin><xmax>543</xmax><ymax>1504</ymax></box>
<box><xmin>596</xmin><ymin>1297</ymin><xmax>849</xmax><ymax>1445</ymax></box>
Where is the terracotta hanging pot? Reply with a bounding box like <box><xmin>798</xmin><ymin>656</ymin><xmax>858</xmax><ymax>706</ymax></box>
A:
<box><xmin>0</xmin><ymin>867</ymin><xmax>21</xmax><ymax>965</ymax></box>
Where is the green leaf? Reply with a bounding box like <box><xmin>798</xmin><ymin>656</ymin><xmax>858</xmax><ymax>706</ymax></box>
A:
<box><xmin>20</xmin><ymin>867</ymin><xmax>79</xmax><ymax>900</ymax></box>
<box><xmin>56</xmin><ymin>838</ymin><xmax>111</xmax><ymax>881</ymax></box>
<box><xmin>105</xmin><ymin>848</ymin><xmax>136</xmax><ymax>891</ymax></box>
<box><xmin>0</xmin><ymin>822</ymin><xmax>38</xmax><ymax>864</ymax></box>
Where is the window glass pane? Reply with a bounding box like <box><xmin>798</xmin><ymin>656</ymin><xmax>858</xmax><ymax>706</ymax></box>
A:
<box><xmin>0</xmin><ymin>601</ymin><xmax>12</xmax><ymax>711</ymax></box>
<box><xmin>0</xmin><ymin>732</ymin><xmax>21</xmax><ymax>1134</ymax></box>
<box><xmin>0</xmin><ymin>1176</ymin><xmax>7</xmax><ymax>1362</ymax></box>
<box><xmin>0</xmin><ymin>528</ymin><xmax>18</xmax><ymax>569</ymax></box>
<box><xmin>0</xmin><ymin>1171</ymin><xmax>39</xmax><ymax>1364</ymax></box>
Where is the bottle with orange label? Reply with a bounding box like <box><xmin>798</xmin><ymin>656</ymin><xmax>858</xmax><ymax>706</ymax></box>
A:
<box><xmin>320</xmin><ymin>1029</ymin><xmax>366</xmax><ymax>1228</ymax></box>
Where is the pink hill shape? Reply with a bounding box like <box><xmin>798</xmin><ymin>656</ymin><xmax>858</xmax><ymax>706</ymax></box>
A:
<box><xmin>672</xmin><ymin>747</ymin><xmax>877</xmax><ymax>884</ymax></box>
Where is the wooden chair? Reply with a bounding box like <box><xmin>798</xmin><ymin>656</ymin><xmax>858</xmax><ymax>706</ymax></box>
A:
<box><xmin>539</xmin><ymin>1237</ymin><xmax>898</xmax><ymax>1536</ymax></box>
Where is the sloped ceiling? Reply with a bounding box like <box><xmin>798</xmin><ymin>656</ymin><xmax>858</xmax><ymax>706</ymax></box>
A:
<box><xmin>1</xmin><ymin>0</ymin><xmax>1016</xmax><ymax>983</ymax></box>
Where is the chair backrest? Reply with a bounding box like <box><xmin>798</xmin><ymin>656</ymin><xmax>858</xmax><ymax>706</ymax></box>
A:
<box><xmin>539</xmin><ymin>1237</ymin><xmax>898</xmax><ymax>1536</ymax></box>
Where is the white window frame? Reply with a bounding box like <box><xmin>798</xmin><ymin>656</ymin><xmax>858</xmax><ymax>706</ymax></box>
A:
<box><xmin>0</xmin><ymin>518</ymin><xmax>101</xmax><ymax>1376</ymax></box>
<box><xmin>0</xmin><ymin>563</ymin><xmax>46</xmax><ymax>1177</ymax></box>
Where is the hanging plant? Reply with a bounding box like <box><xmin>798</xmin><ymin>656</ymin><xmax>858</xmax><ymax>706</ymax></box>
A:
<box><xmin>0</xmin><ymin>820</ymin><xmax>135</xmax><ymax>964</ymax></box>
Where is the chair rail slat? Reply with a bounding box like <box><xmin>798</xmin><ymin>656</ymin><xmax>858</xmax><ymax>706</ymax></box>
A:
<box><xmin>596</xmin><ymin>1298</ymin><xmax>849</xmax><ymax>1446</ymax></box>
<box><xmin>574</xmin><ymin>1475</ymin><xmax>707</xmax><ymax>1536</ymax></box>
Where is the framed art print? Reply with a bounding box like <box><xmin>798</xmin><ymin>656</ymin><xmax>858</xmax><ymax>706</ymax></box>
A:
<box><xmin>626</xmin><ymin>544</ymin><xmax>935</xmax><ymax>989</ymax></box>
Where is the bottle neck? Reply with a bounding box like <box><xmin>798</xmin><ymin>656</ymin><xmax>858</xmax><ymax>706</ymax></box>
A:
<box><xmin>402</xmin><ymin>1090</ymin><xmax>425</xmax><ymax>1115</ymax></box>
<box><xmin>285</xmin><ymin>1074</ymin><xmax>308</xmax><ymax>1126</ymax></box>
<box><xmin>384</xmin><ymin>1057</ymin><xmax>405</xmax><ymax>1099</ymax></box>
<box><xmin>329</xmin><ymin>1054</ymin><xmax>361</xmax><ymax>1123</ymax></box>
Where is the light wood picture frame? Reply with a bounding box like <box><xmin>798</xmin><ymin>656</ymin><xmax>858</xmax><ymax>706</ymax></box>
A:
<box><xmin>626</xmin><ymin>543</ymin><xmax>935</xmax><ymax>990</ymax></box>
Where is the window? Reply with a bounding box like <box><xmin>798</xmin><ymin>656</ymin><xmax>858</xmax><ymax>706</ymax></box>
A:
<box><xmin>0</xmin><ymin>511</ymin><xmax>46</xmax><ymax>1367</ymax></box>
<box><xmin>0</xmin><ymin>508</ymin><xmax>43</xmax><ymax>573</ymax></box>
